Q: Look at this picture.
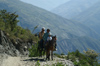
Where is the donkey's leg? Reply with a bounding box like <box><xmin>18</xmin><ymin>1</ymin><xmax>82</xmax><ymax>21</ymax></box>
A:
<box><xmin>46</xmin><ymin>50</ymin><xmax>48</xmax><ymax>60</ymax></box>
<box><xmin>51</xmin><ymin>51</ymin><xmax>53</xmax><ymax>60</ymax></box>
<box><xmin>48</xmin><ymin>53</ymin><xmax>50</xmax><ymax>60</ymax></box>
<box><xmin>47</xmin><ymin>50</ymin><xmax>50</xmax><ymax>61</ymax></box>
<box><xmin>46</xmin><ymin>50</ymin><xmax>49</xmax><ymax>60</ymax></box>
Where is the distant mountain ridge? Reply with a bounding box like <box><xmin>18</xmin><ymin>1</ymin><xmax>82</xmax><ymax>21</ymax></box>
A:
<box><xmin>20</xmin><ymin>0</ymin><xmax>70</xmax><ymax>11</ymax></box>
<box><xmin>0</xmin><ymin>0</ymin><xmax>100</xmax><ymax>54</ymax></box>
<box><xmin>73</xmin><ymin>1</ymin><xmax>100</xmax><ymax>35</ymax></box>
<box><xmin>51</xmin><ymin>0</ymin><xmax>99</xmax><ymax>19</ymax></box>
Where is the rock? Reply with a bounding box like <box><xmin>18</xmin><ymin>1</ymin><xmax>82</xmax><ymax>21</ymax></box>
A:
<box><xmin>0</xmin><ymin>30</ymin><xmax>34</xmax><ymax>56</ymax></box>
<box><xmin>0</xmin><ymin>54</ymin><xmax>9</xmax><ymax>66</ymax></box>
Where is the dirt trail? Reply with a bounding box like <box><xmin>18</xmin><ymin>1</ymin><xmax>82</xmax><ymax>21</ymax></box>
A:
<box><xmin>1</xmin><ymin>55</ymin><xmax>74</xmax><ymax>66</ymax></box>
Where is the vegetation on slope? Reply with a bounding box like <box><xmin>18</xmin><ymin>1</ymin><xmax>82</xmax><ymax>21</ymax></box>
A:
<box><xmin>0</xmin><ymin>0</ymin><xmax>100</xmax><ymax>55</ymax></box>
<box><xmin>67</xmin><ymin>49</ymin><xmax>100</xmax><ymax>66</ymax></box>
<box><xmin>0</xmin><ymin>9</ymin><xmax>39</xmax><ymax>42</ymax></box>
<box><xmin>55</xmin><ymin>49</ymin><xmax>100</xmax><ymax>66</ymax></box>
<box><xmin>0</xmin><ymin>9</ymin><xmax>44</xmax><ymax>57</ymax></box>
<box><xmin>1</xmin><ymin>9</ymin><xmax>100</xmax><ymax>66</ymax></box>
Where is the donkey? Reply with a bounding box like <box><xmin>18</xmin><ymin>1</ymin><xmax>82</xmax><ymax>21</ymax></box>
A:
<box><xmin>45</xmin><ymin>36</ymin><xmax>57</xmax><ymax>60</ymax></box>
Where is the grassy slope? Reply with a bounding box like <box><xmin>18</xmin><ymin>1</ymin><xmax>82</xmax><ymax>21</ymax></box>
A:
<box><xmin>0</xmin><ymin>0</ymin><xmax>100</xmax><ymax>54</ymax></box>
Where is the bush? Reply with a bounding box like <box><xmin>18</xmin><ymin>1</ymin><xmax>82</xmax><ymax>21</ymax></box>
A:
<box><xmin>0</xmin><ymin>9</ymin><xmax>39</xmax><ymax>42</ymax></box>
<box><xmin>0</xmin><ymin>9</ymin><xmax>40</xmax><ymax>57</ymax></box>
<box><xmin>29</xmin><ymin>43</ymin><xmax>40</xmax><ymax>57</ymax></box>
<box><xmin>35</xmin><ymin>61</ymin><xmax>40</xmax><ymax>66</ymax></box>
<box><xmin>83</xmin><ymin>48</ymin><xmax>98</xmax><ymax>61</ymax></box>
<box><xmin>66</xmin><ymin>49</ymin><xmax>100</xmax><ymax>66</ymax></box>
<box><xmin>52</xmin><ymin>62</ymin><xmax>66</xmax><ymax>66</ymax></box>
<box><xmin>61</xmin><ymin>53</ymin><xmax>65</xmax><ymax>55</ymax></box>
<box><xmin>54</xmin><ymin>53</ymin><xmax>65</xmax><ymax>59</ymax></box>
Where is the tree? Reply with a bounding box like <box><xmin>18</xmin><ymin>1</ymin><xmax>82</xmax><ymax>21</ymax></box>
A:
<box><xmin>0</xmin><ymin>9</ymin><xmax>19</xmax><ymax>31</ymax></box>
<box><xmin>9</xmin><ymin>12</ymin><xmax>19</xmax><ymax>31</ymax></box>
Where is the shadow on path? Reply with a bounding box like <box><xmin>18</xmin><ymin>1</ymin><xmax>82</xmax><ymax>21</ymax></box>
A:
<box><xmin>23</xmin><ymin>58</ymin><xmax>46</xmax><ymax>62</ymax></box>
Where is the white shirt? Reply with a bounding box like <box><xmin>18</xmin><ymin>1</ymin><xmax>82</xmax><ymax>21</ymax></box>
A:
<box><xmin>47</xmin><ymin>36</ymin><xmax>52</xmax><ymax>41</ymax></box>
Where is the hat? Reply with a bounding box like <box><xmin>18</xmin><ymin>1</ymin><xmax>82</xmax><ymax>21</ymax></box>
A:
<box><xmin>42</xmin><ymin>27</ymin><xmax>45</xmax><ymax>30</ymax></box>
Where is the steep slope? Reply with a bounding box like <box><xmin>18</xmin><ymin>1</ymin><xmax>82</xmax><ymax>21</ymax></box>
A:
<box><xmin>0</xmin><ymin>0</ymin><xmax>99</xmax><ymax>39</ymax></box>
<box><xmin>0</xmin><ymin>0</ymin><xmax>100</xmax><ymax>54</ymax></box>
<box><xmin>56</xmin><ymin>32</ymin><xmax>100</xmax><ymax>54</ymax></box>
<box><xmin>73</xmin><ymin>2</ymin><xmax>100</xmax><ymax>34</ymax></box>
<box><xmin>57</xmin><ymin>36</ymin><xmax>100</xmax><ymax>54</ymax></box>
<box><xmin>20</xmin><ymin>0</ymin><xmax>70</xmax><ymax>11</ymax></box>
<box><xmin>51</xmin><ymin>0</ymin><xmax>99</xmax><ymax>19</ymax></box>
<box><xmin>0</xmin><ymin>30</ymin><xmax>33</xmax><ymax>56</ymax></box>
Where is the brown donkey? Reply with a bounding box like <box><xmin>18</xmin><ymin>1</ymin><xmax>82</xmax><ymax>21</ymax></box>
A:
<box><xmin>45</xmin><ymin>36</ymin><xmax>57</xmax><ymax>60</ymax></box>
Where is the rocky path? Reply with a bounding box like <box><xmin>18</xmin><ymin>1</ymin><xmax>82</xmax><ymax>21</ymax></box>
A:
<box><xmin>0</xmin><ymin>55</ymin><xmax>74</xmax><ymax>66</ymax></box>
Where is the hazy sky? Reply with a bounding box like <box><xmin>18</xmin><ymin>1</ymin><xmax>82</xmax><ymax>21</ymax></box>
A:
<box><xmin>20</xmin><ymin>0</ymin><xmax>70</xmax><ymax>11</ymax></box>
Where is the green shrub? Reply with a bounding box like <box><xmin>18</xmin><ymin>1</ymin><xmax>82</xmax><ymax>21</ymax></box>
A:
<box><xmin>52</xmin><ymin>62</ymin><xmax>66</xmax><ymax>66</ymax></box>
<box><xmin>54</xmin><ymin>53</ymin><xmax>65</xmax><ymax>59</ymax></box>
<box><xmin>29</xmin><ymin>43</ymin><xmax>40</xmax><ymax>57</ymax></box>
<box><xmin>74</xmin><ymin>61</ymin><xmax>80</xmax><ymax>66</ymax></box>
<box><xmin>84</xmin><ymin>48</ymin><xmax>98</xmax><ymax>61</ymax></box>
<box><xmin>0</xmin><ymin>9</ymin><xmax>39</xmax><ymax>42</ymax></box>
<box><xmin>61</xmin><ymin>53</ymin><xmax>65</xmax><ymax>55</ymax></box>
<box><xmin>0</xmin><ymin>9</ymin><xmax>40</xmax><ymax>57</ymax></box>
<box><xmin>66</xmin><ymin>49</ymin><xmax>100</xmax><ymax>66</ymax></box>
<box><xmin>35</xmin><ymin>61</ymin><xmax>40</xmax><ymax>66</ymax></box>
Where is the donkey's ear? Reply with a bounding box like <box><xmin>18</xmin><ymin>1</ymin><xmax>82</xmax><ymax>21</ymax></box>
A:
<box><xmin>55</xmin><ymin>35</ymin><xmax>57</xmax><ymax>40</ymax></box>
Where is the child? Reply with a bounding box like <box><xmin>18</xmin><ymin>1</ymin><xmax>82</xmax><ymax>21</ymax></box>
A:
<box><xmin>47</xmin><ymin>32</ymin><xmax>52</xmax><ymax>41</ymax></box>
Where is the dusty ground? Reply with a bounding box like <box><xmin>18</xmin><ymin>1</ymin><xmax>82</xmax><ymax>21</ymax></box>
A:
<box><xmin>0</xmin><ymin>54</ymin><xmax>74</xmax><ymax>66</ymax></box>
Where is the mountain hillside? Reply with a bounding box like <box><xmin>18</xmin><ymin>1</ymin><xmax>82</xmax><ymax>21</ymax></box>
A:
<box><xmin>73</xmin><ymin>1</ymin><xmax>100</xmax><ymax>34</ymax></box>
<box><xmin>20</xmin><ymin>0</ymin><xmax>70</xmax><ymax>11</ymax></box>
<box><xmin>51</xmin><ymin>0</ymin><xmax>99</xmax><ymax>19</ymax></box>
<box><xmin>0</xmin><ymin>0</ymin><xmax>100</xmax><ymax>54</ymax></box>
<box><xmin>0</xmin><ymin>0</ymin><xmax>99</xmax><ymax>39</ymax></box>
<box><xmin>57</xmin><ymin>36</ymin><xmax>100</xmax><ymax>54</ymax></box>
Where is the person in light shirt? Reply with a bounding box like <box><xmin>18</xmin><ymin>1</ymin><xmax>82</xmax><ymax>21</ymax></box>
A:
<box><xmin>38</xmin><ymin>27</ymin><xmax>45</xmax><ymax>50</ymax></box>
<box><xmin>39</xmin><ymin>27</ymin><xmax>45</xmax><ymax>40</ymax></box>
<box><xmin>47</xmin><ymin>32</ymin><xmax>52</xmax><ymax>41</ymax></box>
